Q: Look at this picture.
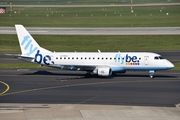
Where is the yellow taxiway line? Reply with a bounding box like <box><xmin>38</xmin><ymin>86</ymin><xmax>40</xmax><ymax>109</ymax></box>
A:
<box><xmin>0</xmin><ymin>80</ymin><xmax>10</xmax><ymax>96</ymax></box>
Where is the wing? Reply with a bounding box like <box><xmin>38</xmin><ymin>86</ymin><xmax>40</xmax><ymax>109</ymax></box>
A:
<box><xmin>50</xmin><ymin>64</ymin><xmax>96</xmax><ymax>71</ymax></box>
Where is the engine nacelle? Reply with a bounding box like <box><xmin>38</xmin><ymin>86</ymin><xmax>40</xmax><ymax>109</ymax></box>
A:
<box><xmin>96</xmin><ymin>67</ymin><xmax>112</xmax><ymax>76</ymax></box>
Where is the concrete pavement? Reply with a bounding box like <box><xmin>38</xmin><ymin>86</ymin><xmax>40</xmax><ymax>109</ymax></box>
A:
<box><xmin>0</xmin><ymin>103</ymin><xmax>180</xmax><ymax>120</ymax></box>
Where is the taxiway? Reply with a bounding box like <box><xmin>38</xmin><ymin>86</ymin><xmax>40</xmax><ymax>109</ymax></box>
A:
<box><xmin>0</xmin><ymin>68</ymin><xmax>180</xmax><ymax>106</ymax></box>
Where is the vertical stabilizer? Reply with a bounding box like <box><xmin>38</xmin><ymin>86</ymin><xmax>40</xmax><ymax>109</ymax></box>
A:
<box><xmin>15</xmin><ymin>24</ymin><xmax>51</xmax><ymax>58</ymax></box>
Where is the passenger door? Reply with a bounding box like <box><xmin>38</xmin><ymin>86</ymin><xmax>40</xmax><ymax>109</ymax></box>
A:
<box><xmin>144</xmin><ymin>56</ymin><xmax>149</xmax><ymax>65</ymax></box>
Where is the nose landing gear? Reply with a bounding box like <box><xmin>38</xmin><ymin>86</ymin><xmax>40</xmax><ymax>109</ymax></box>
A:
<box><xmin>149</xmin><ymin>70</ymin><xmax>155</xmax><ymax>79</ymax></box>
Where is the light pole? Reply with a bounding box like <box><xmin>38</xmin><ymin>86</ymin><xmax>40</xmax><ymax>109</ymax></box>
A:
<box><xmin>131</xmin><ymin>0</ymin><xmax>134</xmax><ymax>13</ymax></box>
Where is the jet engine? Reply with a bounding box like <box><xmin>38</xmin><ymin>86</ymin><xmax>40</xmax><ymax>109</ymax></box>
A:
<box><xmin>93</xmin><ymin>67</ymin><xmax>112</xmax><ymax>76</ymax></box>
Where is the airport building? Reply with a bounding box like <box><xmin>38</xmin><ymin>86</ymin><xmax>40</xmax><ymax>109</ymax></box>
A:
<box><xmin>0</xmin><ymin>7</ymin><xmax>6</xmax><ymax>14</ymax></box>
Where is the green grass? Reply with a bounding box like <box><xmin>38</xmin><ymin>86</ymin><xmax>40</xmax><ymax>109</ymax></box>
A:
<box><xmin>173</xmin><ymin>64</ymin><xmax>180</xmax><ymax>70</ymax></box>
<box><xmin>2</xmin><ymin>0</ymin><xmax>180</xmax><ymax>5</ymax></box>
<box><xmin>171</xmin><ymin>60</ymin><xmax>180</xmax><ymax>70</ymax></box>
<box><xmin>1</xmin><ymin>35</ymin><xmax>180</xmax><ymax>53</ymax></box>
<box><xmin>1</xmin><ymin>5</ymin><xmax>180</xmax><ymax>27</ymax></box>
<box><xmin>0</xmin><ymin>63</ymin><xmax>44</xmax><ymax>69</ymax></box>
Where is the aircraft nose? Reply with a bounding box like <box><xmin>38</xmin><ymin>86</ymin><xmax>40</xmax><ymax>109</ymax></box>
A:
<box><xmin>166</xmin><ymin>61</ymin><xmax>174</xmax><ymax>69</ymax></box>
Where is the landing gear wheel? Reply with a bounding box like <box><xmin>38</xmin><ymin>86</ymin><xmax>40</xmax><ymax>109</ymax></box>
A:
<box><xmin>150</xmin><ymin>74</ymin><xmax>154</xmax><ymax>79</ymax></box>
<box><xmin>85</xmin><ymin>72</ymin><xmax>92</xmax><ymax>78</ymax></box>
<box><xmin>149</xmin><ymin>70</ymin><xmax>155</xmax><ymax>79</ymax></box>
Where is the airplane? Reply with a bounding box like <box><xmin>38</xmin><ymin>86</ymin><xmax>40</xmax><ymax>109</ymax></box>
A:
<box><xmin>14</xmin><ymin>24</ymin><xmax>174</xmax><ymax>78</ymax></box>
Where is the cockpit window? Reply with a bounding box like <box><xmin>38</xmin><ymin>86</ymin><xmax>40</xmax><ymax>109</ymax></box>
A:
<box><xmin>154</xmin><ymin>56</ymin><xmax>159</xmax><ymax>60</ymax></box>
<box><xmin>154</xmin><ymin>56</ymin><xmax>164</xmax><ymax>60</ymax></box>
<box><xmin>159</xmin><ymin>56</ymin><xmax>164</xmax><ymax>59</ymax></box>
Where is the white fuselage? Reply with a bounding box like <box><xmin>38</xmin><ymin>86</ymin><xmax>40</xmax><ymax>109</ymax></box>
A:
<box><xmin>33</xmin><ymin>51</ymin><xmax>174</xmax><ymax>72</ymax></box>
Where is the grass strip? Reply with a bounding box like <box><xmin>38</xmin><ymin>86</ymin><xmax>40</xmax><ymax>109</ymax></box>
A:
<box><xmin>2</xmin><ymin>0</ymin><xmax>180</xmax><ymax>5</ymax></box>
<box><xmin>1</xmin><ymin>5</ymin><xmax>180</xmax><ymax>27</ymax></box>
<box><xmin>1</xmin><ymin>35</ymin><xmax>180</xmax><ymax>53</ymax></box>
<box><xmin>0</xmin><ymin>63</ymin><xmax>46</xmax><ymax>69</ymax></box>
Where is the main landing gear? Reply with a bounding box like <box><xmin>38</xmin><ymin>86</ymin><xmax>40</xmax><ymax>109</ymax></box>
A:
<box><xmin>149</xmin><ymin>70</ymin><xmax>155</xmax><ymax>79</ymax></box>
<box><xmin>85</xmin><ymin>72</ymin><xmax>92</xmax><ymax>78</ymax></box>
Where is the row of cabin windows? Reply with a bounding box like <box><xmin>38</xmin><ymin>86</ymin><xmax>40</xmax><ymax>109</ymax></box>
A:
<box><xmin>56</xmin><ymin>57</ymin><xmax>122</xmax><ymax>60</ymax></box>
<box><xmin>56</xmin><ymin>56</ymin><xmax>164</xmax><ymax>60</ymax></box>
